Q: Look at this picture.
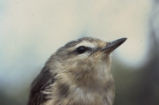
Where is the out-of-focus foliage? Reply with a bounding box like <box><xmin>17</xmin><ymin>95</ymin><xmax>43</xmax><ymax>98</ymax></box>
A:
<box><xmin>0</xmin><ymin>84</ymin><xmax>29</xmax><ymax>105</ymax></box>
<box><xmin>113</xmin><ymin>1</ymin><xmax>159</xmax><ymax>104</ymax></box>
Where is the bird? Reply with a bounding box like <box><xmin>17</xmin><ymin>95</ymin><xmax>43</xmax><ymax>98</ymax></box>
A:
<box><xmin>27</xmin><ymin>37</ymin><xmax>127</xmax><ymax>105</ymax></box>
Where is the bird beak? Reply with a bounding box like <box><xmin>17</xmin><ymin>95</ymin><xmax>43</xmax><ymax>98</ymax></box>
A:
<box><xmin>103</xmin><ymin>38</ymin><xmax>127</xmax><ymax>54</ymax></box>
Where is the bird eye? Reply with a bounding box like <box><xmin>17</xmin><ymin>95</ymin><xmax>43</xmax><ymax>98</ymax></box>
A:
<box><xmin>76</xmin><ymin>46</ymin><xmax>89</xmax><ymax>54</ymax></box>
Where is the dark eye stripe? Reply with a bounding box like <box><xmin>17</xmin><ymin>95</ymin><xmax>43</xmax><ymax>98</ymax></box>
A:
<box><xmin>76</xmin><ymin>46</ymin><xmax>91</xmax><ymax>54</ymax></box>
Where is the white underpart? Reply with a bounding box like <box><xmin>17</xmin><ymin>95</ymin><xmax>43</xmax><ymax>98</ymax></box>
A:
<box><xmin>73</xmin><ymin>87</ymin><xmax>95</xmax><ymax>103</ymax></box>
<box><xmin>97</xmin><ymin>63</ymin><xmax>108</xmax><ymax>80</ymax></box>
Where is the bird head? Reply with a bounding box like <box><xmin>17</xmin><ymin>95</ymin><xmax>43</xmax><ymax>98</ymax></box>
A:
<box><xmin>48</xmin><ymin>37</ymin><xmax>126</xmax><ymax>88</ymax></box>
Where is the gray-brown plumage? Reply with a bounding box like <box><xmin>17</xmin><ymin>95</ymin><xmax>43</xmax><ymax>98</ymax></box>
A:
<box><xmin>27</xmin><ymin>37</ymin><xmax>127</xmax><ymax>105</ymax></box>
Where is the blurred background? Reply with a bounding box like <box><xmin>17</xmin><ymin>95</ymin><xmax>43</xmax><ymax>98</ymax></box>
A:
<box><xmin>0</xmin><ymin>0</ymin><xmax>159</xmax><ymax>105</ymax></box>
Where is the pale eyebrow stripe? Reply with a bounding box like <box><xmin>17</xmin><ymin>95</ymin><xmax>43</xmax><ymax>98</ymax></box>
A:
<box><xmin>75</xmin><ymin>41</ymin><xmax>96</xmax><ymax>48</ymax></box>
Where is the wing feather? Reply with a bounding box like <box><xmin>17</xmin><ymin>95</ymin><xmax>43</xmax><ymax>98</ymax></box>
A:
<box><xmin>27</xmin><ymin>66</ymin><xmax>55</xmax><ymax>105</ymax></box>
